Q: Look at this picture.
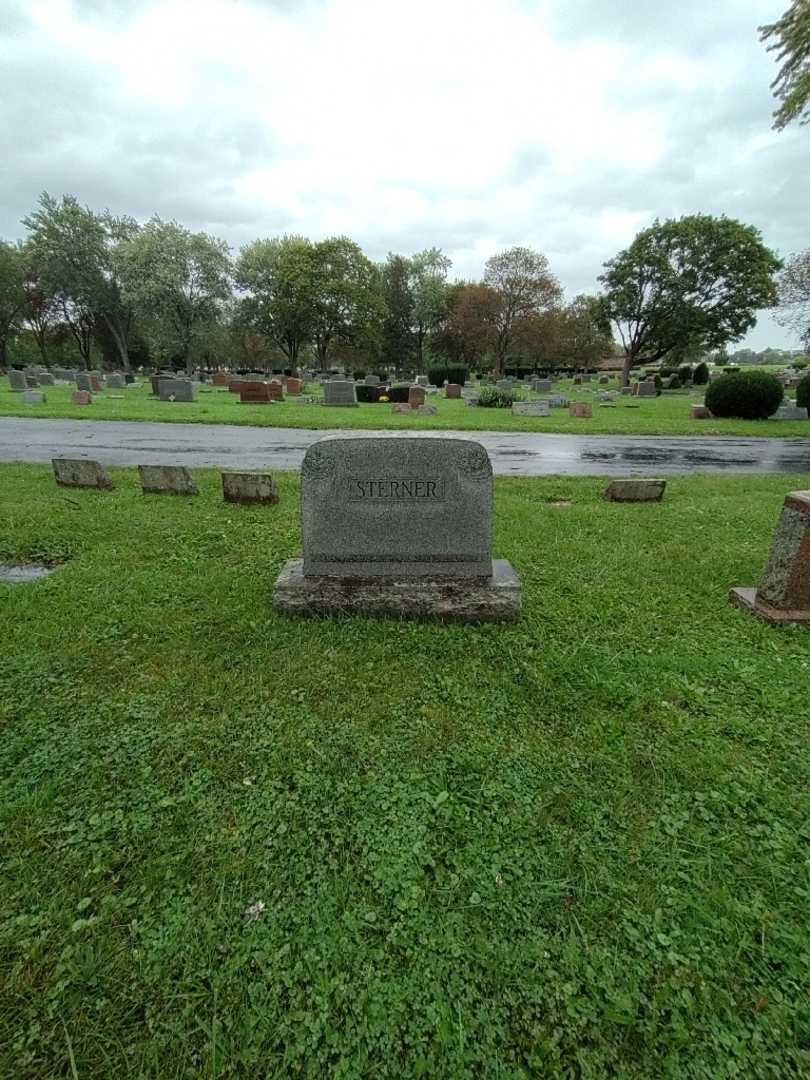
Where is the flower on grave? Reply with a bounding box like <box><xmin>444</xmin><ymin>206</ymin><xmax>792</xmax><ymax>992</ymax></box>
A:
<box><xmin>379</xmin><ymin>395</ymin><xmax>389</xmax><ymax>402</ymax></box>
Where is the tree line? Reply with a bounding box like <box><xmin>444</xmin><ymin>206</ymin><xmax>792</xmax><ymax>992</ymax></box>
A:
<box><xmin>0</xmin><ymin>193</ymin><xmax>797</xmax><ymax>383</ymax></box>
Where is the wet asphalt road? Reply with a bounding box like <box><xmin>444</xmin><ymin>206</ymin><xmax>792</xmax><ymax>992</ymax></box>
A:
<box><xmin>1</xmin><ymin>416</ymin><xmax>810</xmax><ymax>476</ymax></box>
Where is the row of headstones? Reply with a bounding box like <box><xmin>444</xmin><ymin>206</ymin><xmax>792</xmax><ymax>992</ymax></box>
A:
<box><xmin>51</xmin><ymin>458</ymin><xmax>278</xmax><ymax>502</ymax></box>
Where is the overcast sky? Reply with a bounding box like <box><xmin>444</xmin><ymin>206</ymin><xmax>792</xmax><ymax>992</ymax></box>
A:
<box><xmin>1</xmin><ymin>0</ymin><xmax>807</xmax><ymax>348</ymax></box>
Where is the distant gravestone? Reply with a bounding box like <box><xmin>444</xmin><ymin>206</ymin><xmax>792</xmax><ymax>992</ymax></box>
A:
<box><xmin>25</xmin><ymin>375</ymin><xmax>39</xmax><ymax>388</ymax></box>
<box><xmin>364</xmin><ymin>375</ymin><xmax>380</xmax><ymax>386</ymax></box>
<box><xmin>286</xmin><ymin>377</ymin><xmax>302</xmax><ymax>395</ymax></box>
<box><xmin>692</xmin><ymin>404</ymin><xmax>711</xmax><ymax>419</ymax></box>
<box><xmin>416</xmin><ymin>375</ymin><xmax>429</xmax><ymax>387</ymax></box>
<box><xmin>267</xmin><ymin>381</ymin><xmax>284</xmax><ymax>401</ymax></box>
<box><xmin>496</xmin><ymin>379</ymin><xmax>512</xmax><ymax>392</ymax></box>
<box><xmin>535</xmin><ymin>378</ymin><xmax>553</xmax><ymax>392</ymax></box>
<box><xmin>8</xmin><ymin>371</ymin><xmax>26</xmax><ymax>392</ymax></box>
<box><xmin>408</xmin><ymin>385</ymin><xmax>426</xmax><ymax>408</ymax></box>
<box><xmin>76</xmin><ymin>372</ymin><xmax>92</xmax><ymax>392</ymax></box>
<box><xmin>731</xmin><ymin>490</ymin><xmax>810</xmax><ymax>624</ymax></box>
<box><xmin>603</xmin><ymin>479</ymin><xmax>666</xmax><ymax>503</ymax></box>
<box><xmin>547</xmin><ymin>395</ymin><xmax>568</xmax><ymax>408</ymax></box>
<box><xmin>445</xmin><ymin>383</ymin><xmax>462</xmax><ymax>399</ymax></box>
<box><xmin>71</xmin><ymin>390</ymin><xmax>93</xmax><ymax>405</ymax></box>
<box><xmin>22</xmin><ymin>390</ymin><xmax>45</xmax><ymax>404</ymax></box>
<box><xmin>770</xmin><ymin>403</ymin><xmax>809</xmax><ymax>421</ymax></box>
<box><xmin>512</xmin><ymin>401</ymin><xmax>550</xmax><ymax>417</ymax></box>
<box><xmin>106</xmin><ymin>373</ymin><xmax>126</xmax><ymax>389</ymax></box>
<box><xmin>222</xmin><ymin>471</ymin><xmax>279</xmax><ymax>505</ymax></box>
<box><xmin>52</xmin><ymin>458</ymin><xmax>113</xmax><ymax>490</ymax></box>
<box><xmin>581</xmin><ymin>374</ymin><xmax>592</xmax><ymax>383</ymax></box>
<box><xmin>89</xmin><ymin>374</ymin><xmax>103</xmax><ymax>392</ymax></box>
<box><xmin>213</xmin><ymin>373</ymin><xmax>231</xmax><ymax>386</ymax></box>
<box><xmin>621</xmin><ymin>386</ymin><xmax>633</xmax><ymax>395</ymax></box>
<box><xmin>138</xmin><ymin>465</ymin><xmax>198</xmax><ymax>495</ymax></box>
<box><xmin>239</xmin><ymin>381</ymin><xmax>274</xmax><ymax>404</ymax></box>
<box><xmin>227</xmin><ymin>378</ymin><xmax>245</xmax><ymax>393</ymax></box>
<box><xmin>158</xmin><ymin>379</ymin><xmax>195</xmax><ymax>402</ymax></box>
<box><xmin>569</xmin><ymin>402</ymin><xmax>592</xmax><ymax>418</ymax></box>
<box><xmin>38</xmin><ymin>372</ymin><xmax>55</xmax><ymax>386</ymax></box>
<box><xmin>273</xmin><ymin>437</ymin><xmax>520</xmax><ymax>622</ymax></box>
<box><xmin>322</xmin><ymin>380</ymin><xmax>358</xmax><ymax>407</ymax></box>
<box><xmin>637</xmin><ymin>381</ymin><xmax>657</xmax><ymax>398</ymax></box>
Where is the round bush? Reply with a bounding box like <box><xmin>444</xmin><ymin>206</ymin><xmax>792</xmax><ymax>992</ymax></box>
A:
<box><xmin>793</xmin><ymin>358</ymin><xmax>808</xmax><ymax>370</ymax></box>
<box><xmin>796</xmin><ymin>373</ymin><xmax>810</xmax><ymax>411</ymax></box>
<box><xmin>693</xmin><ymin>361</ymin><xmax>709</xmax><ymax>385</ymax></box>
<box><xmin>705</xmin><ymin>371</ymin><xmax>784</xmax><ymax>420</ymax></box>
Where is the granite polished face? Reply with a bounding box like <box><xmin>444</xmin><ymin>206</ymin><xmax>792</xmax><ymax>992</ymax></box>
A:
<box><xmin>300</xmin><ymin>437</ymin><xmax>493</xmax><ymax>578</ymax></box>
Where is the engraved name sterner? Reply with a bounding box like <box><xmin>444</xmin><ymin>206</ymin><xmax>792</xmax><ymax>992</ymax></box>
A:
<box><xmin>347</xmin><ymin>477</ymin><xmax>445</xmax><ymax>500</ymax></box>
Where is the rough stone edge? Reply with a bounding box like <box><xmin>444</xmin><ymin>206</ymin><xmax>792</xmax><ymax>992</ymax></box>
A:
<box><xmin>273</xmin><ymin>558</ymin><xmax>521</xmax><ymax>623</ymax></box>
<box><xmin>603</xmin><ymin>479</ymin><xmax>667</xmax><ymax>503</ymax></box>
<box><xmin>137</xmin><ymin>465</ymin><xmax>198</xmax><ymax>496</ymax></box>
<box><xmin>729</xmin><ymin>587</ymin><xmax>810</xmax><ymax>625</ymax></box>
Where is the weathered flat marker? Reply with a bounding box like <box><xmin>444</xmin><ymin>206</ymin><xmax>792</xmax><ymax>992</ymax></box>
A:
<box><xmin>730</xmin><ymin>490</ymin><xmax>810</xmax><ymax>624</ymax></box>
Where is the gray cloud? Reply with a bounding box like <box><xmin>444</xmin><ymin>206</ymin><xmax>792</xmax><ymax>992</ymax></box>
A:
<box><xmin>0</xmin><ymin>0</ymin><xmax>806</xmax><ymax>350</ymax></box>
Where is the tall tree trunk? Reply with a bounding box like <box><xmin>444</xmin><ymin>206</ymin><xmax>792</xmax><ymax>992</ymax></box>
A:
<box><xmin>103</xmin><ymin>313</ymin><xmax>131</xmax><ymax>372</ymax></box>
<box><xmin>621</xmin><ymin>351</ymin><xmax>633</xmax><ymax>387</ymax></box>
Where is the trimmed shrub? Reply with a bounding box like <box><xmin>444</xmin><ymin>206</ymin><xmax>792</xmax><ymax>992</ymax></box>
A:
<box><xmin>427</xmin><ymin>364</ymin><xmax>468</xmax><ymax>387</ymax></box>
<box><xmin>386</xmin><ymin>384</ymin><xmax>411</xmax><ymax>403</ymax></box>
<box><xmin>797</xmin><ymin>373</ymin><xmax>810</xmax><ymax>411</ymax></box>
<box><xmin>793</xmin><ymin>359</ymin><xmax>808</xmax><ymax>370</ymax></box>
<box><xmin>678</xmin><ymin>364</ymin><xmax>693</xmax><ymax>382</ymax></box>
<box><xmin>665</xmin><ymin>375</ymin><xmax>683</xmax><ymax>390</ymax></box>
<box><xmin>352</xmin><ymin>369</ymin><xmax>367</xmax><ymax>381</ymax></box>
<box><xmin>477</xmin><ymin>386</ymin><xmax>521</xmax><ymax>408</ymax></box>
<box><xmin>693</xmin><ymin>361</ymin><xmax>709</xmax><ymax>385</ymax></box>
<box><xmin>705</xmin><ymin>371</ymin><xmax>784</xmax><ymax>419</ymax></box>
<box><xmin>653</xmin><ymin>374</ymin><xmax>663</xmax><ymax>395</ymax></box>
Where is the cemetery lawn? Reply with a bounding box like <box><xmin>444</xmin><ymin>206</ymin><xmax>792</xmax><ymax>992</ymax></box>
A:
<box><xmin>3</xmin><ymin>464</ymin><xmax>810</xmax><ymax>1079</ymax></box>
<box><xmin>3</xmin><ymin>381</ymin><xmax>810</xmax><ymax>437</ymax></box>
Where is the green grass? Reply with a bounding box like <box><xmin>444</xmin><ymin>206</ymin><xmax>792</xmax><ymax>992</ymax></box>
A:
<box><xmin>2</xmin><ymin>465</ymin><xmax>810</xmax><ymax>1077</ymax></box>
<box><xmin>4</xmin><ymin>380</ymin><xmax>810</xmax><ymax>437</ymax></box>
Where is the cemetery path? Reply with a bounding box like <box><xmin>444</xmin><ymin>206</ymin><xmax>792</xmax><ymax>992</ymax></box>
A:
<box><xmin>2</xmin><ymin>416</ymin><xmax>810</xmax><ymax>476</ymax></box>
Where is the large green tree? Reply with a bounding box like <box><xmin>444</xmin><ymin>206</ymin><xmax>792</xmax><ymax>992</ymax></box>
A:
<box><xmin>0</xmin><ymin>241</ymin><xmax>28</xmax><ymax>368</ymax></box>
<box><xmin>760</xmin><ymin>1</ymin><xmax>810</xmax><ymax>129</ymax></box>
<box><xmin>776</xmin><ymin>248</ymin><xmax>810</xmax><ymax>347</ymax></box>
<box><xmin>483</xmin><ymin>246</ymin><xmax>561</xmax><ymax>375</ymax></box>
<box><xmin>555</xmin><ymin>294</ymin><xmax>614</xmax><ymax>372</ymax></box>
<box><xmin>311</xmin><ymin>237</ymin><xmax>384</xmax><ymax>370</ymax></box>
<box><xmin>235</xmin><ymin>236</ymin><xmax>317</xmax><ymax>370</ymax></box>
<box><xmin>598</xmin><ymin>215</ymin><xmax>782</xmax><ymax>385</ymax></box>
<box><xmin>23</xmin><ymin>193</ymin><xmax>137</xmax><ymax>370</ymax></box>
<box><xmin>381</xmin><ymin>254</ymin><xmax>414</xmax><ymax>371</ymax></box>
<box><xmin>409</xmin><ymin>247</ymin><xmax>451</xmax><ymax>371</ymax></box>
<box><xmin>432</xmin><ymin>282</ymin><xmax>499</xmax><ymax>369</ymax></box>
<box><xmin>118</xmin><ymin>218</ymin><xmax>232</xmax><ymax>373</ymax></box>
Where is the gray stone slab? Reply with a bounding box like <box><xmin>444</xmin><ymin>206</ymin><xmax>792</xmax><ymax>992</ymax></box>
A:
<box><xmin>37</xmin><ymin>373</ymin><xmax>55</xmax><ymax>385</ymax></box>
<box><xmin>222</xmin><ymin>471</ymin><xmax>278</xmax><ymax>504</ymax></box>
<box><xmin>52</xmin><ymin>457</ymin><xmax>113</xmax><ymax>490</ymax></box>
<box><xmin>603</xmin><ymin>478</ymin><xmax>666</xmax><ymax>502</ymax></box>
<box><xmin>106</xmin><ymin>373</ymin><xmax>126</xmax><ymax>389</ymax></box>
<box><xmin>8</xmin><ymin>371</ymin><xmax>26</xmax><ymax>392</ymax></box>
<box><xmin>158</xmin><ymin>379</ymin><xmax>195</xmax><ymax>402</ymax></box>
<box><xmin>273</xmin><ymin>557</ymin><xmax>520</xmax><ymax>622</ymax></box>
<box><xmin>22</xmin><ymin>391</ymin><xmax>45</xmax><ymax>404</ymax></box>
<box><xmin>76</xmin><ymin>373</ymin><xmax>92</xmax><ymax>392</ymax></box>
<box><xmin>770</xmin><ymin>404</ymin><xmax>808</xmax><ymax>421</ymax></box>
<box><xmin>322</xmin><ymin>380</ymin><xmax>358</xmax><ymax>406</ymax></box>
<box><xmin>138</xmin><ymin>464</ymin><xmax>198</xmax><ymax>495</ymax></box>
<box><xmin>0</xmin><ymin>563</ymin><xmax>60</xmax><ymax>584</ymax></box>
<box><xmin>300</xmin><ymin>436</ymin><xmax>493</xmax><ymax>578</ymax></box>
<box><xmin>512</xmin><ymin>401</ymin><xmax>550</xmax><ymax>416</ymax></box>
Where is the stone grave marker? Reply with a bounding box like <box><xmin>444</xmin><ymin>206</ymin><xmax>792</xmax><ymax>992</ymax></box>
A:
<box><xmin>138</xmin><ymin>465</ymin><xmax>198</xmax><ymax>495</ymax></box>
<box><xmin>692</xmin><ymin>404</ymin><xmax>710</xmax><ymax>419</ymax></box>
<box><xmin>512</xmin><ymin>401</ymin><xmax>550</xmax><ymax>417</ymax></box>
<box><xmin>445</xmin><ymin>383</ymin><xmax>462</xmax><ymax>399</ymax></box>
<box><xmin>267</xmin><ymin>381</ymin><xmax>284</xmax><ymax>401</ymax></box>
<box><xmin>770</xmin><ymin>402</ymin><xmax>808</xmax><ymax>421</ymax></box>
<box><xmin>731</xmin><ymin>491</ymin><xmax>810</xmax><ymax>624</ymax></box>
<box><xmin>408</xmin><ymin>385</ymin><xmax>426</xmax><ymax>408</ymax></box>
<box><xmin>38</xmin><ymin>372</ymin><xmax>55</xmax><ymax>386</ymax></box>
<box><xmin>76</xmin><ymin>372</ymin><xmax>92</xmax><ymax>392</ymax></box>
<box><xmin>603</xmin><ymin>479</ymin><xmax>667</xmax><ymax>502</ymax></box>
<box><xmin>636</xmin><ymin>381</ymin><xmax>657</xmax><ymax>398</ymax></box>
<box><xmin>8</xmin><ymin>371</ymin><xmax>26</xmax><ymax>392</ymax></box>
<box><xmin>52</xmin><ymin>458</ymin><xmax>113</xmax><ymax>490</ymax></box>
<box><xmin>273</xmin><ymin>437</ymin><xmax>521</xmax><ymax>622</ymax></box>
<box><xmin>416</xmin><ymin>375</ymin><xmax>429</xmax><ymax>387</ymax></box>
<box><xmin>222</xmin><ymin>471</ymin><xmax>279</xmax><ymax>505</ymax></box>
<box><xmin>106</xmin><ymin>373</ymin><xmax>126</xmax><ymax>389</ymax></box>
<box><xmin>89</xmin><ymin>374</ymin><xmax>103</xmax><ymax>392</ymax></box>
<box><xmin>569</xmin><ymin>402</ymin><xmax>593</xmax><ymax>418</ymax></box>
<box><xmin>364</xmin><ymin>375</ymin><xmax>380</xmax><ymax>386</ymax></box>
<box><xmin>158</xmin><ymin>379</ymin><xmax>195</xmax><ymax>402</ymax></box>
<box><xmin>22</xmin><ymin>390</ymin><xmax>45</xmax><ymax>404</ymax></box>
<box><xmin>213</xmin><ymin>372</ymin><xmax>231</xmax><ymax>386</ymax></box>
<box><xmin>286</xmin><ymin>377</ymin><xmax>302</xmax><ymax>395</ymax></box>
<box><xmin>71</xmin><ymin>390</ymin><xmax>93</xmax><ymax>405</ymax></box>
<box><xmin>323</xmin><ymin>380</ymin><xmax>358</xmax><ymax>406</ymax></box>
<box><xmin>239</xmin><ymin>381</ymin><xmax>274</xmax><ymax>404</ymax></box>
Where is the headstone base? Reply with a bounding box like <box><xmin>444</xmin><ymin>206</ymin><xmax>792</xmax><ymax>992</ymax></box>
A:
<box><xmin>273</xmin><ymin>558</ymin><xmax>521</xmax><ymax>623</ymax></box>
<box><xmin>729</xmin><ymin>587</ymin><xmax>810</xmax><ymax>625</ymax></box>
